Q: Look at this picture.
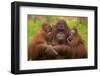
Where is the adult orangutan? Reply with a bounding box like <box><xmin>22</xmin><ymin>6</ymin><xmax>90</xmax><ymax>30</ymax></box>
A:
<box><xmin>51</xmin><ymin>19</ymin><xmax>72</xmax><ymax>59</ymax></box>
<box><xmin>67</xmin><ymin>28</ymin><xmax>88</xmax><ymax>58</ymax></box>
<box><xmin>28</xmin><ymin>22</ymin><xmax>58</xmax><ymax>60</ymax></box>
<box><xmin>51</xmin><ymin>19</ymin><xmax>70</xmax><ymax>45</ymax></box>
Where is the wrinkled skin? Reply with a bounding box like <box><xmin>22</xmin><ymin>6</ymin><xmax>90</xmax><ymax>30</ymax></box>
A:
<box><xmin>52</xmin><ymin>19</ymin><xmax>70</xmax><ymax>45</ymax></box>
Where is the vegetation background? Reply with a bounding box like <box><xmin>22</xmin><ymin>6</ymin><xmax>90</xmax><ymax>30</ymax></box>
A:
<box><xmin>28</xmin><ymin>15</ymin><xmax>88</xmax><ymax>48</ymax></box>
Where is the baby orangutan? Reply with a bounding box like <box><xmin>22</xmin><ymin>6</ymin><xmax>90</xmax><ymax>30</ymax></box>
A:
<box><xmin>67</xmin><ymin>28</ymin><xmax>88</xmax><ymax>58</ymax></box>
<box><xmin>28</xmin><ymin>22</ymin><xmax>58</xmax><ymax>60</ymax></box>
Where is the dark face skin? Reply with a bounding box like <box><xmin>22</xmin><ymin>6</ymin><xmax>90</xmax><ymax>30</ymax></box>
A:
<box><xmin>56</xmin><ymin>19</ymin><xmax>67</xmax><ymax>32</ymax></box>
<box><xmin>44</xmin><ymin>25</ymin><xmax>52</xmax><ymax>33</ymax></box>
<box><xmin>67</xmin><ymin>28</ymin><xmax>78</xmax><ymax>46</ymax></box>
<box><xmin>56</xmin><ymin>32</ymin><xmax>66</xmax><ymax>43</ymax></box>
<box><xmin>55</xmin><ymin>19</ymin><xmax>68</xmax><ymax>43</ymax></box>
<box><xmin>67</xmin><ymin>29</ymin><xmax>76</xmax><ymax>41</ymax></box>
<box><xmin>42</xmin><ymin>22</ymin><xmax>53</xmax><ymax>41</ymax></box>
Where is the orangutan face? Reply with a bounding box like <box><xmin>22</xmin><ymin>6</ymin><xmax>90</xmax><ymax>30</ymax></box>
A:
<box><xmin>67</xmin><ymin>28</ymin><xmax>79</xmax><ymax>46</ymax></box>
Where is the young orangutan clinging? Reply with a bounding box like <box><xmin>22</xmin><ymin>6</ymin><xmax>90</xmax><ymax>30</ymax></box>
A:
<box><xmin>28</xmin><ymin>22</ymin><xmax>58</xmax><ymax>60</ymax></box>
<box><xmin>67</xmin><ymin>28</ymin><xmax>87</xmax><ymax>58</ymax></box>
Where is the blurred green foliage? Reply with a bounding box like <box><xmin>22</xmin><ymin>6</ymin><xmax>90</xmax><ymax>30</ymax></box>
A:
<box><xmin>28</xmin><ymin>15</ymin><xmax>88</xmax><ymax>48</ymax></box>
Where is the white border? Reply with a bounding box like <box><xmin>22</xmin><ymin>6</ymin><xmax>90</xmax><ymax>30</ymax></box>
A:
<box><xmin>20</xmin><ymin>6</ymin><xmax>95</xmax><ymax>70</ymax></box>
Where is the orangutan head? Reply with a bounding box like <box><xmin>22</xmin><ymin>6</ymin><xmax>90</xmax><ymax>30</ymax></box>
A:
<box><xmin>67</xmin><ymin>28</ymin><xmax>83</xmax><ymax>47</ymax></box>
